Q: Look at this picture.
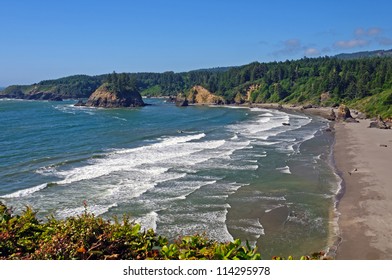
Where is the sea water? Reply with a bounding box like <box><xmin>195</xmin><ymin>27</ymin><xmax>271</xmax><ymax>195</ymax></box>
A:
<box><xmin>0</xmin><ymin>98</ymin><xmax>339</xmax><ymax>258</ymax></box>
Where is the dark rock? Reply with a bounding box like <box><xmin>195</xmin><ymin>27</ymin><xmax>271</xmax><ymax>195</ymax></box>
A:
<box><xmin>25</xmin><ymin>91</ymin><xmax>62</xmax><ymax>101</ymax></box>
<box><xmin>369</xmin><ymin>115</ymin><xmax>391</xmax><ymax>129</ymax></box>
<box><xmin>302</xmin><ymin>104</ymin><xmax>313</xmax><ymax>109</ymax></box>
<box><xmin>74</xmin><ymin>100</ymin><xmax>86</xmax><ymax>106</ymax></box>
<box><xmin>166</xmin><ymin>96</ymin><xmax>176</xmax><ymax>103</ymax></box>
<box><xmin>282</xmin><ymin>122</ymin><xmax>290</xmax><ymax>126</ymax></box>
<box><xmin>327</xmin><ymin>109</ymin><xmax>336</xmax><ymax>121</ymax></box>
<box><xmin>174</xmin><ymin>92</ymin><xmax>189</xmax><ymax>106</ymax></box>
<box><xmin>50</xmin><ymin>96</ymin><xmax>63</xmax><ymax>101</ymax></box>
<box><xmin>175</xmin><ymin>99</ymin><xmax>189</xmax><ymax>107</ymax></box>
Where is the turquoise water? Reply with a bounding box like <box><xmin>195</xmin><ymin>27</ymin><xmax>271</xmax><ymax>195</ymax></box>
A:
<box><xmin>0</xmin><ymin>98</ymin><xmax>338</xmax><ymax>258</ymax></box>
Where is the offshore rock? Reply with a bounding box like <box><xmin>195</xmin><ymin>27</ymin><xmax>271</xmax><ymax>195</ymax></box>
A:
<box><xmin>85</xmin><ymin>84</ymin><xmax>144</xmax><ymax>108</ymax></box>
<box><xmin>74</xmin><ymin>99</ymin><xmax>86</xmax><ymax>106</ymax></box>
<box><xmin>175</xmin><ymin>93</ymin><xmax>189</xmax><ymax>106</ymax></box>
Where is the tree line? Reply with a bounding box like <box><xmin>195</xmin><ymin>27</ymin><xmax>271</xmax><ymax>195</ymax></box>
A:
<box><xmin>2</xmin><ymin>56</ymin><xmax>392</xmax><ymax>116</ymax></box>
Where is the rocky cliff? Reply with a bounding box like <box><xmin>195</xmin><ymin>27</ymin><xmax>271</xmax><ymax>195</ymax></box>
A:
<box><xmin>85</xmin><ymin>83</ymin><xmax>145</xmax><ymax>108</ymax></box>
<box><xmin>187</xmin><ymin>86</ymin><xmax>224</xmax><ymax>105</ymax></box>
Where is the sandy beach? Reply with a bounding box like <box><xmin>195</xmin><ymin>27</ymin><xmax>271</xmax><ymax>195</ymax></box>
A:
<box><xmin>249</xmin><ymin>103</ymin><xmax>392</xmax><ymax>259</ymax></box>
<box><xmin>334</xmin><ymin>119</ymin><xmax>392</xmax><ymax>259</ymax></box>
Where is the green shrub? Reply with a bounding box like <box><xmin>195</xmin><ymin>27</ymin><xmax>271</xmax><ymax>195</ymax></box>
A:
<box><xmin>0</xmin><ymin>202</ymin><xmax>326</xmax><ymax>260</ymax></box>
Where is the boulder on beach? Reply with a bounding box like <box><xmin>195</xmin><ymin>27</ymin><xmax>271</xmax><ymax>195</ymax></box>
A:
<box><xmin>369</xmin><ymin>115</ymin><xmax>391</xmax><ymax>129</ymax></box>
<box><xmin>336</xmin><ymin>104</ymin><xmax>358</xmax><ymax>122</ymax></box>
<box><xmin>327</xmin><ymin>109</ymin><xmax>336</xmax><ymax>121</ymax></box>
<box><xmin>337</xmin><ymin>104</ymin><xmax>352</xmax><ymax>119</ymax></box>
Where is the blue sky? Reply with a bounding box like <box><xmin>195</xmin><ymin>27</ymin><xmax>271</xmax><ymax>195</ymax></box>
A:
<box><xmin>1</xmin><ymin>0</ymin><xmax>391</xmax><ymax>86</ymax></box>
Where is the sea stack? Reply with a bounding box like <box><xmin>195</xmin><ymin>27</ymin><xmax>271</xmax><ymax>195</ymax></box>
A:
<box><xmin>85</xmin><ymin>83</ymin><xmax>145</xmax><ymax>108</ymax></box>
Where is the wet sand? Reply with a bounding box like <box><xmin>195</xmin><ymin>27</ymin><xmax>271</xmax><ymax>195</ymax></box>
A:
<box><xmin>224</xmin><ymin>102</ymin><xmax>392</xmax><ymax>258</ymax></box>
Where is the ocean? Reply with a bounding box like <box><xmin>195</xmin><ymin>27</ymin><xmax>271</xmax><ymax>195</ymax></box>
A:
<box><xmin>0</xmin><ymin>98</ymin><xmax>339</xmax><ymax>258</ymax></box>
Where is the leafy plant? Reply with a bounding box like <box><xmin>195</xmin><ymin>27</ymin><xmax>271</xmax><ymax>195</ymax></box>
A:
<box><xmin>0</xmin><ymin>202</ymin><xmax>327</xmax><ymax>260</ymax></box>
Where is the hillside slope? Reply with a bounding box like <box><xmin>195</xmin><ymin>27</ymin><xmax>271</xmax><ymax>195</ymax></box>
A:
<box><xmin>2</xmin><ymin>53</ymin><xmax>392</xmax><ymax>118</ymax></box>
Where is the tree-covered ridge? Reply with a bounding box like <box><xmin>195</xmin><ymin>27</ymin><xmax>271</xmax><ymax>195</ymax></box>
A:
<box><xmin>1</xmin><ymin>55</ymin><xmax>392</xmax><ymax>118</ymax></box>
<box><xmin>1</xmin><ymin>74</ymin><xmax>104</xmax><ymax>99</ymax></box>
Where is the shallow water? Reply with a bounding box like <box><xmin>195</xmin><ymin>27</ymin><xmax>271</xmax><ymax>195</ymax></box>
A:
<box><xmin>0</xmin><ymin>98</ymin><xmax>338</xmax><ymax>258</ymax></box>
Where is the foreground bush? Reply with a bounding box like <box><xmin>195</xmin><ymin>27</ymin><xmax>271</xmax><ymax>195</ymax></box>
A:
<box><xmin>1</xmin><ymin>202</ymin><xmax>328</xmax><ymax>260</ymax></box>
<box><xmin>0</xmin><ymin>202</ymin><xmax>262</xmax><ymax>260</ymax></box>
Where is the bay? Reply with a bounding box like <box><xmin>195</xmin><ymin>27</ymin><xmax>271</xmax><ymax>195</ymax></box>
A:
<box><xmin>0</xmin><ymin>98</ymin><xmax>339</xmax><ymax>258</ymax></box>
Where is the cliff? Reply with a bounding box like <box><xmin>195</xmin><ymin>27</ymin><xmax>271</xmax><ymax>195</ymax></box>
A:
<box><xmin>187</xmin><ymin>86</ymin><xmax>224</xmax><ymax>105</ymax></box>
<box><xmin>85</xmin><ymin>83</ymin><xmax>145</xmax><ymax>108</ymax></box>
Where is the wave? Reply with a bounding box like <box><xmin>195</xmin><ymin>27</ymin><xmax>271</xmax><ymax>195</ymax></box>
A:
<box><xmin>56</xmin><ymin>203</ymin><xmax>118</xmax><ymax>219</ymax></box>
<box><xmin>0</xmin><ymin>183</ymin><xmax>48</xmax><ymax>198</ymax></box>
<box><xmin>276</xmin><ymin>165</ymin><xmax>291</xmax><ymax>174</ymax></box>
<box><xmin>230</xmin><ymin>218</ymin><xmax>265</xmax><ymax>237</ymax></box>
<box><xmin>53</xmin><ymin>104</ymin><xmax>96</xmax><ymax>115</ymax></box>
<box><xmin>136</xmin><ymin>211</ymin><xmax>159</xmax><ymax>231</ymax></box>
<box><xmin>54</xmin><ymin>133</ymin><xmax>209</xmax><ymax>185</ymax></box>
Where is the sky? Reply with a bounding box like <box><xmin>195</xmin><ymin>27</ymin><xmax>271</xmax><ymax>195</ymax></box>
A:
<box><xmin>1</xmin><ymin>0</ymin><xmax>392</xmax><ymax>86</ymax></box>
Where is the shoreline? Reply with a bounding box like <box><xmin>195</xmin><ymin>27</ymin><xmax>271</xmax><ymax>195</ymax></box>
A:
<box><xmin>333</xmin><ymin>119</ymin><xmax>392</xmax><ymax>259</ymax></box>
<box><xmin>220</xmin><ymin>102</ymin><xmax>342</xmax><ymax>257</ymax></box>
<box><xmin>221</xmin><ymin>102</ymin><xmax>392</xmax><ymax>259</ymax></box>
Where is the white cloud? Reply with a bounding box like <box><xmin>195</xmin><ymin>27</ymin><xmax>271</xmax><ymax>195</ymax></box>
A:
<box><xmin>334</xmin><ymin>39</ymin><xmax>369</xmax><ymax>49</ymax></box>
<box><xmin>304</xmin><ymin>48</ymin><xmax>320</xmax><ymax>56</ymax></box>
<box><xmin>355</xmin><ymin>27</ymin><xmax>382</xmax><ymax>37</ymax></box>
<box><xmin>368</xmin><ymin>27</ymin><xmax>382</xmax><ymax>36</ymax></box>
<box><xmin>378</xmin><ymin>37</ymin><xmax>392</xmax><ymax>46</ymax></box>
<box><xmin>355</xmin><ymin>28</ymin><xmax>366</xmax><ymax>36</ymax></box>
<box><xmin>271</xmin><ymin>38</ymin><xmax>302</xmax><ymax>57</ymax></box>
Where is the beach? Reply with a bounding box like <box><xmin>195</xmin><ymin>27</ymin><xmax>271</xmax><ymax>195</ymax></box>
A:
<box><xmin>250</xmin><ymin>103</ymin><xmax>392</xmax><ymax>259</ymax></box>
<box><xmin>334</xmin><ymin>119</ymin><xmax>392</xmax><ymax>259</ymax></box>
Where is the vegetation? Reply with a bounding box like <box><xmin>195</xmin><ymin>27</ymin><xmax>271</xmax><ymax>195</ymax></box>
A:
<box><xmin>1</xmin><ymin>52</ymin><xmax>391</xmax><ymax>118</ymax></box>
<box><xmin>0</xmin><ymin>202</ymin><xmax>326</xmax><ymax>260</ymax></box>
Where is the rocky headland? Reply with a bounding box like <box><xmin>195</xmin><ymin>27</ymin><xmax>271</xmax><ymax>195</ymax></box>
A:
<box><xmin>186</xmin><ymin>86</ymin><xmax>225</xmax><ymax>105</ymax></box>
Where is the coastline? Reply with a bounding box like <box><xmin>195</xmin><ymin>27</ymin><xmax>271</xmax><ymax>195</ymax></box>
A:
<box><xmin>224</xmin><ymin>102</ymin><xmax>392</xmax><ymax>259</ymax></box>
<box><xmin>334</xmin><ymin>119</ymin><xmax>392</xmax><ymax>259</ymax></box>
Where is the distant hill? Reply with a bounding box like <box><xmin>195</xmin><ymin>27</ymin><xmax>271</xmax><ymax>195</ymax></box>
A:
<box><xmin>335</xmin><ymin>49</ymin><xmax>392</xmax><ymax>59</ymax></box>
<box><xmin>1</xmin><ymin>49</ymin><xmax>392</xmax><ymax>118</ymax></box>
<box><xmin>0</xmin><ymin>87</ymin><xmax>5</xmax><ymax>91</ymax></box>
<box><xmin>189</xmin><ymin>66</ymin><xmax>234</xmax><ymax>73</ymax></box>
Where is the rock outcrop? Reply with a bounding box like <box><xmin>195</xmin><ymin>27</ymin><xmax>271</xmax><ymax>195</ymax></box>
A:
<box><xmin>336</xmin><ymin>104</ymin><xmax>352</xmax><ymax>120</ymax></box>
<box><xmin>327</xmin><ymin>109</ymin><xmax>336</xmax><ymax>121</ymax></box>
<box><xmin>85</xmin><ymin>83</ymin><xmax>144</xmax><ymax>108</ymax></box>
<box><xmin>74</xmin><ymin>99</ymin><xmax>86</xmax><ymax>106</ymax></box>
<box><xmin>187</xmin><ymin>86</ymin><xmax>224</xmax><ymax>105</ymax></box>
<box><xmin>336</xmin><ymin>104</ymin><xmax>358</xmax><ymax>122</ymax></box>
<box><xmin>369</xmin><ymin>115</ymin><xmax>391</xmax><ymax>129</ymax></box>
<box><xmin>25</xmin><ymin>91</ymin><xmax>63</xmax><ymax>101</ymax></box>
<box><xmin>174</xmin><ymin>93</ymin><xmax>188</xmax><ymax>106</ymax></box>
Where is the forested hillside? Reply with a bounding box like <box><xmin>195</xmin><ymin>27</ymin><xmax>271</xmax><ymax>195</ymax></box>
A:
<box><xmin>1</xmin><ymin>55</ymin><xmax>392</xmax><ymax>118</ymax></box>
